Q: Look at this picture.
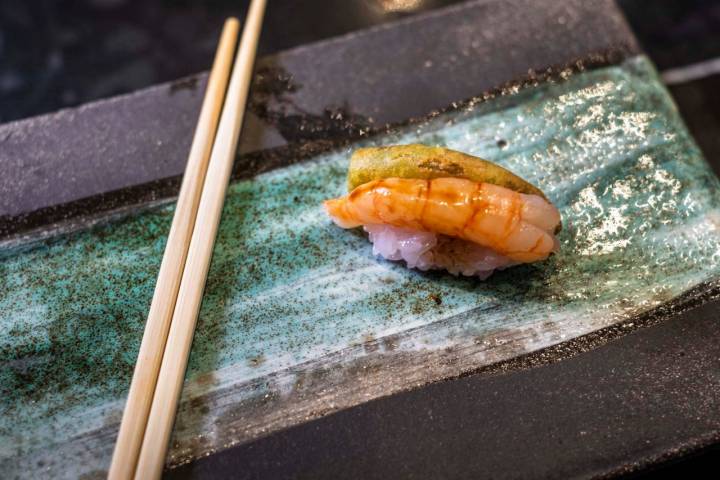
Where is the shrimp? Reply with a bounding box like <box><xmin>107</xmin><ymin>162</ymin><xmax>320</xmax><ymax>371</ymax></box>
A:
<box><xmin>323</xmin><ymin>177</ymin><xmax>561</xmax><ymax>263</ymax></box>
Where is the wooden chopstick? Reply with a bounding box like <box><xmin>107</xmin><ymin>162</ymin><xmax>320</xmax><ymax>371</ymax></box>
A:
<box><xmin>133</xmin><ymin>1</ymin><xmax>267</xmax><ymax>478</ymax></box>
<box><xmin>108</xmin><ymin>18</ymin><xmax>239</xmax><ymax>480</ymax></box>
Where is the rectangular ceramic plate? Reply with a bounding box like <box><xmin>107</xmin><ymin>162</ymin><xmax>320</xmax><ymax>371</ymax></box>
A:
<box><xmin>2</xmin><ymin>52</ymin><xmax>720</xmax><ymax>478</ymax></box>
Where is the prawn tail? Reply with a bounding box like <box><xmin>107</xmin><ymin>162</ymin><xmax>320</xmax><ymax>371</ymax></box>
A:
<box><xmin>323</xmin><ymin>198</ymin><xmax>362</xmax><ymax>229</ymax></box>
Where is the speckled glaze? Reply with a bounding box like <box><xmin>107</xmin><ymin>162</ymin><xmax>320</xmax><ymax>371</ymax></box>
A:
<box><xmin>2</xmin><ymin>56</ymin><xmax>720</xmax><ymax>478</ymax></box>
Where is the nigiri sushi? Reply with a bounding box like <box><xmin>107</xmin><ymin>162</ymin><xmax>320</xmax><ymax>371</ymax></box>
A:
<box><xmin>323</xmin><ymin>144</ymin><xmax>561</xmax><ymax>279</ymax></box>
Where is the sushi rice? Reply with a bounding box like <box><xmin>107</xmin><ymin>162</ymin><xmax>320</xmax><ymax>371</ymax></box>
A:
<box><xmin>364</xmin><ymin>224</ymin><xmax>516</xmax><ymax>279</ymax></box>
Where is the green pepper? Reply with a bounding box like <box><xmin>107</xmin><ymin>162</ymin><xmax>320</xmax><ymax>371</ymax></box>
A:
<box><xmin>347</xmin><ymin>144</ymin><xmax>547</xmax><ymax>200</ymax></box>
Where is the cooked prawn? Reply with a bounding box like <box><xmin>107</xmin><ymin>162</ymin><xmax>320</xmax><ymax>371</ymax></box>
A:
<box><xmin>324</xmin><ymin>177</ymin><xmax>561</xmax><ymax>263</ymax></box>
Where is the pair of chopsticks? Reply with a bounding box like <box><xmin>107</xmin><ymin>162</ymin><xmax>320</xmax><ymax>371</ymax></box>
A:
<box><xmin>108</xmin><ymin>2</ymin><xmax>266</xmax><ymax>479</ymax></box>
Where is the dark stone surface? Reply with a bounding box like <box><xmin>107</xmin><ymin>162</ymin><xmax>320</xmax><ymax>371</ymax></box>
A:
<box><xmin>3</xmin><ymin>0</ymin><xmax>718</xmax><ymax>122</ymax></box>
<box><xmin>668</xmin><ymin>76</ymin><xmax>720</xmax><ymax>177</ymax></box>
<box><xmin>167</xmin><ymin>289</ymin><xmax>720</xmax><ymax>480</ymax></box>
<box><xmin>0</xmin><ymin>0</ymin><xmax>463</xmax><ymax>123</ymax></box>
<box><xmin>259</xmin><ymin>0</ymin><xmax>637</xmax><ymax>130</ymax></box>
<box><xmin>0</xmin><ymin>79</ymin><xmax>202</xmax><ymax>225</ymax></box>
<box><xmin>0</xmin><ymin>0</ymin><xmax>638</xmax><ymax>236</ymax></box>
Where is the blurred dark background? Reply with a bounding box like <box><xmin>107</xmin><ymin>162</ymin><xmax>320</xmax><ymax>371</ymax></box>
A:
<box><xmin>1</xmin><ymin>0</ymin><xmax>720</xmax><ymax>476</ymax></box>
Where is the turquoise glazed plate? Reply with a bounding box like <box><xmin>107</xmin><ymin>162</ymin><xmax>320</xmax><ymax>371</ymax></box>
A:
<box><xmin>2</xmin><ymin>54</ymin><xmax>720</xmax><ymax>478</ymax></box>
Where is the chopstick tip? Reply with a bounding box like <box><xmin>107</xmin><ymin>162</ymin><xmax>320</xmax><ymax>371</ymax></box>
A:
<box><xmin>225</xmin><ymin>17</ymin><xmax>240</xmax><ymax>29</ymax></box>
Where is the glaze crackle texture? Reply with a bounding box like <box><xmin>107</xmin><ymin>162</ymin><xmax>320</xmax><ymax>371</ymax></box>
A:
<box><xmin>2</xmin><ymin>56</ymin><xmax>720</xmax><ymax>478</ymax></box>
